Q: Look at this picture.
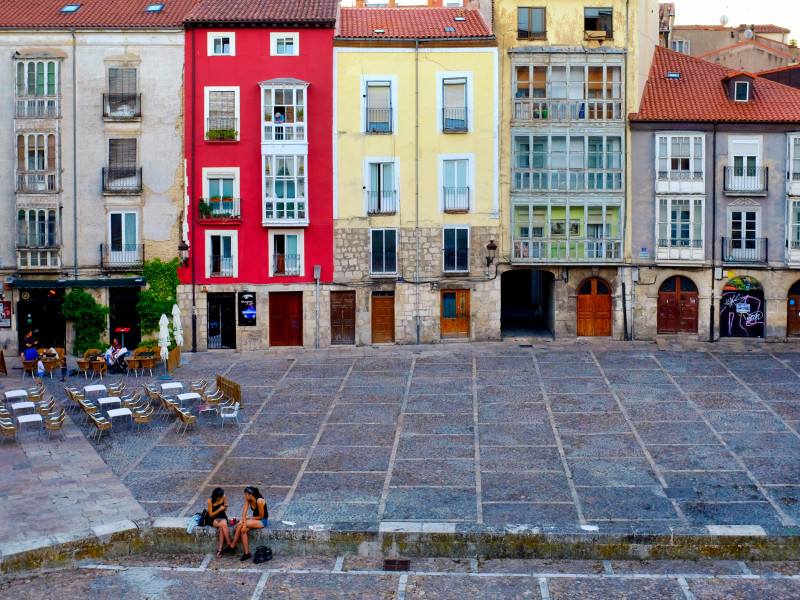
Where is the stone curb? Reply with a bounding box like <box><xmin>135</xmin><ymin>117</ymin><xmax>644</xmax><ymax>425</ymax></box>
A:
<box><xmin>3</xmin><ymin>519</ymin><xmax>800</xmax><ymax>576</ymax></box>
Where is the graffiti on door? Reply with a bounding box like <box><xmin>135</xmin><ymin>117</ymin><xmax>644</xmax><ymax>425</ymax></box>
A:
<box><xmin>720</xmin><ymin>277</ymin><xmax>764</xmax><ymax>338</ymax></box>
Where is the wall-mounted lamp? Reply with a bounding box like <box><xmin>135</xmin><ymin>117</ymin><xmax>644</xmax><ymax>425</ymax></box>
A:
<box><xmin>178</xmin><ymin>241</ymin><xmax>190</xmax><ymax>267</ymax></box>
<box><xmin>561</xmin><ymin>268</ymin><xmax>569</xmax><ymax>282</ymax></box>
<box><xmin>485</xmin><ymin>240</ymin><xmax>497</xmax><ymax>268</ymax></box>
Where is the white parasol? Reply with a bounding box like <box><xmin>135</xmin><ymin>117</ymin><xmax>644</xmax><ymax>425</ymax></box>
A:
<box><xmin>158</xmin><ymin>314</ymin><xmax>170</xmax><ymax>362</ymax></box>
<box><xmin>171</xmin><ymin>304</ymin><xmax>184</xmax><ymax>348</ymax></box>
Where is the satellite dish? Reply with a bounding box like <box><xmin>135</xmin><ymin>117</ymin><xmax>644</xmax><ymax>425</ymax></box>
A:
<box><xmin>743</xmin><ymin>28</ymin><xmax>754</xmax><ymax>40</ymax></box>
<box><xmin>720</xmin><ymin>15</ymin><xmax>729</xmax><ymax>26</ymax></box>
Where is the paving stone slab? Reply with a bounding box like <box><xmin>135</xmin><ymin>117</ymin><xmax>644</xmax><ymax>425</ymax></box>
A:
<box><xmin>211</xmin><ymin>457</ymin><xmax>303</xmax><ymax>487</ymax></box>
<box><xmin>383</xmin><ymin>487</ymin><xmax>477</xmax><ymax>521</ymax></box>
<box><xmin>560</xmin><ymin>433</ymin><xmax>645</xmax><ymax>458</ymax></box>
<box><xmin>548</xmin><ymin>394</ymin><xmax>620</xmax><ymax>413</ymax></box>
<box><xmin>292</xmin><ymin>472</ymin><xmax>385</xmax><ymax>502</ymax></box>
<box><xmin>306</xmin><ymin>445</ymin><xmax>393</xmax><ymax>472</ymax></box>
<box><xmin>479</xmin><ymin>423</ymin><xmax>554</xmax><ymax>446</ymax></box>
<box><xmin>567</xmin><ymin>458</ymin><xmax>661</xmax><ymax>487</ymax></box>
<box><xmin>553</xmin><ymin>412</ymin><xmax>631</xmax><ymax>434</ymax></box>
<box><xmin>480</xmin><ymin>445</ymin><xmax>562</xmax><ymax>472</ymax></box>
<box><xmin>392</xmin><ymin>459</ymin><xmax>475</xmax><ymax>487</ymax></box>
<box><xmin>328</xmin><ymin>403</ymin><xmax>402</xmax><ymax>424</ymax></box>
<box><xmin>623</xmin><ymin>401</ymin><xmax>701</xmax><ymax>422</ymax></box>
<box><xmin>547</xmin><ymin>577</ymin><xmax>685</xmax><ymax>600</ymax></box>
<box><xmin>578</xmin><ymin>486</ymin><xmax>678</xmax><ymax>521</ymax></box>
<box><xmin>318</xmin><ymin>423</ymin><xmax>398</xmax><ymax>447</ymax></box>
<box><xmin>482</xmin><ymin>471</ymin><xmax>572</xmax><ymax>503</ymax></box>
<box><xmin>703</xmin><ymin>410</ymin><xmax>789</xmax><ymax>433</ymax></box>
<box><xmin>479</xmin><ymin>402</ymin><xmax>548</xmax><ymax>423</ymax></box>
<box><xmin>280</xmin><ymin>501</ymin><xmax>380</xmax><ymax>524</ymax></box>
<box><xmin>635</xmin><ymin>421</ymin><xmax>719</xmax><ymax>445</ymax></box>
<box><xmin>648</xmin><ymin>444</ymin><xmax>740</xmax><ymax>472</ymax></box>
<box><xmin>678</xmin><ymin>500</ymin><xmax>783</xmax><ymax>527</ymax></box>
<box><xmin>396</xmin><ymin>434</ymin><xmax>475</xmax><ymax>459</ymax></box>
<box><xmin>406</xmin><ymin>396</ymin><xmax>474</xmax><ymax>414</ymax></box>
<box><xmin>232</xmin><ymin>434</ymin><xmax>313</xmax><ymax>459</ymax></box>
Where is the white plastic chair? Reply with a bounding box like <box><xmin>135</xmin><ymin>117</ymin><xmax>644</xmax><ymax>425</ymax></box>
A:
<box><xmin>219</xmin><ymin>402</ymin><xmax>240</xmax><ymax>428</ymax></box>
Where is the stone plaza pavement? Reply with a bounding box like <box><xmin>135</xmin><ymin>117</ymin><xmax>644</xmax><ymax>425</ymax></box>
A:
<box><xmin>3</xmin><ymin>338</ymin><xmax>800</xmax><ymax>565</ymax></box>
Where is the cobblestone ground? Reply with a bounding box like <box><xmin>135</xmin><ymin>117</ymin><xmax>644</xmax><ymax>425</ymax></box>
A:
<box><xmin>3</xmin><ymin>555</ymin><xmax>800</xmax><ymax>599</ymax></box>
<box><xmin>4</xmin><ymin>341</ymin><xmax>800</xmax><ymax>545</ymax></box>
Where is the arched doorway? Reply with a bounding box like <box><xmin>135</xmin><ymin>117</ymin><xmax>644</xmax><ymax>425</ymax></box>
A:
<box><xmin>657</xmin><ymin>276</ymin><xmax>698</xmax><ymax>334</ymax></box>
<box><xmin>720</xmin><ymin>276</ymin><xmax>764</xmax><ymax>338</ymax></box>
<box><xmin>577</xmin><ymin>278</ymin><xmax>612</xmax><ymax>336</ymax></box>
<box><xmin>787</xmin><ymin>281</ymin><xmax>800</xmax><ymax>336</ymax></box>
<box><xmin>501</xmin><ymin>269</ymin><xmax>554</xmax><ymax>337</ymax></box>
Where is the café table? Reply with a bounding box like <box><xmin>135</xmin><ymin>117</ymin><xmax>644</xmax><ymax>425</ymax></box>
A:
<box><xmin>84</xmin><ymin>384</ymin><xmax>107</xmax><ymax>395</ymax></box>
<box><xmin>11</xmin><ymin>401</ymin><xmax>35</xmax><ymax>415</ymax></box>
<box><xmin>161</xmin><ymin>382</ymin><xmax>183</xmax><ymax>393</ymax></box>
<box><xmin>107</xmin><ymin>407</ymin><xmax>133</xmax><ymax>432</ymax></box>
<box><xmin>4</xmin><ymin>389</ymin><xmax>28</xmax><ymax>403</ymax></box>
<box><xmin>97</xmin><ymin>397</ymin><xmax>122</xmax><ymax>414</ymax></box>
<box><xmin>176</xmin><ymin>392</ymin><xmax>201</xmax><ymax>407</ymax></box>
<box><xmin>17</xmin><ymin>413</ymin><xmax>43</xmax><ymax>438</ymax></box>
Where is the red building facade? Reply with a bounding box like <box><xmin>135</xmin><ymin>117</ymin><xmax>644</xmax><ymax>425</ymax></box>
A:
<box><xmin>182</xmin><ymin>0</ymin><xmax>337</xmax><ymax>350</ymax></box>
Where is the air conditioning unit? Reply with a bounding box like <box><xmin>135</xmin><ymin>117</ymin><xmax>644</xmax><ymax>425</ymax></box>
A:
<box><xmin>585</xmin><ymin>30</ymin><xmax>608</xmax><ymax>40</ymax></box>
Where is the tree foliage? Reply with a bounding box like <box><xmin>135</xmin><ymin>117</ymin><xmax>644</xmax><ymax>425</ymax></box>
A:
<box><xmin>137</xmin><ymin>258</ymin><xmax>181</xmax><ymax>336</ymax></box>
<box><xmin>62</xmin><ymin>289</ymin><xmax>110</xmax><ymax>356</ymax></box>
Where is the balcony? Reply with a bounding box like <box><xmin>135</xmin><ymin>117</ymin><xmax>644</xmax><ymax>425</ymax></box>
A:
<box><xmin>512</xmin><ymin>99</ymin><xmax>622</xmax><ymax>122</ymax></box>
<box><xmin>209</xmin><ymin>255</ymin><xmax>234</xmax><ymax>277</ymax></box>
<box><xmin>367</xmin><ymin>190</ymin><xmax>396</xmax><ymax>215</ymax></box>
<box><xmin>273</xmin><ymin>254</ymin><xmax>301</xmax><ymax>276</ymax></box>
<box><xmin>15</xmin><ymin>97</ymin><xmax>59</xmax><ymax>118</ymax></box>
<box><xmin>199</xmin><ymin>197</ymin><xmax>241</xmax><ymax>220</ymax></box>
<box><xmin>371</xmin><ymin>251</ymin><xmax>397</xmax><ymax>275</ymax></box>
<box><xmin>365</xmin><ymin>108</ymin><xmax>392</xmax><ymax>134</ymax></box>
<box><xmin>656</xmin><ymin>169</ymin><xmax>705</xmax><ymax>194</ymax></box>
<box><xmin>17</xmin><ymin>247</ymin><xmax>61</xmax><ymax>271</ymax></box>
<box><xmin>263</xmin><ymin>199</ymin><xmax>308</xmax><ymax>227</ymax></box>
<box><xmin>16</xmin><ymin>171</ymin><xmax>58</xmax><ymax>193</ymax></box>
<box><xmin>442</xmin><ymin>107</ymin><xmax>467</xmax><ymax>132</ymax></box>
<box><xmin>100</xmin><ymin>244</ymin><xmax>144</xmax><ymax>271</ymax></box>
<box><xmin>656</xmin><ymin>239</ymin><xmax>704</xmax><ymax>262</ymax></box>
<box><xmin>723</xmin><ymin>166</ymin><xmax>768</xmax><ymax>195</ymax></box>
<box><xmin>513</xmin><ymin>169</ymin><xmax>623</xmax><ymax>191</ymax></box>
<box><xmin>443</xmin><ymin>187</ymin><xmax>470</xmax><ymax>213</ymax></box>
<box><xmin>103</xmin><ymin>167</ymin><xmax>142</xmax><ymax>194</ymax></box>
<box><xmin>263</xmin><ymin>119</ymin><xmax>305</xmax><ymax>142</ymax></box>
<box><xmin>103</xmin><ymin>93</ymin><xmax>141</xmax><ymax>119</ymax></box>
<box><xmin>206</xmin><ymin>117</ymin><xmax>238</xmax><ymax>142</ymax></box>
<box><xmin>722</xmin><ymin>237</ymin><xmax>768</xmax><ymax>264</ymax></box>
<box><xmin>512</xmin><ymin>239</ymin><xmax>622</xmax><ymax>262</ymax></box>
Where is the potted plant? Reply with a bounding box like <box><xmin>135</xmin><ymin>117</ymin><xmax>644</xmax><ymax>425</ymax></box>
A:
<box><xmin>296</xmin><ymin>108</ymin><xmax>304</xmax><ymax>121</ymax></box>
<box><xmin>206</xmin><ymin>129</ymin><xmax>237</xmax><ymax>141</ymax></box>
<box><xmin>265</xmin><ymin>113</ymin><xmax>272</xmax><ymax>122</ymax></box>
<box><xmin>198</xmin><ymin>200</ymin><xmax>213</xmax><ymax>219</ymax></box>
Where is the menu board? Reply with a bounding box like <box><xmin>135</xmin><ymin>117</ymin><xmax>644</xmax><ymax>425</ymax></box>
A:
<box><xmin>0</xmin><ymin>301</ymin><xmax>10</xmax><ymax>328</ymax></box>
<box><xmin>238</xmin><ymin>292</ymin><xmax>256</xmax><ymax>326</ymax></box>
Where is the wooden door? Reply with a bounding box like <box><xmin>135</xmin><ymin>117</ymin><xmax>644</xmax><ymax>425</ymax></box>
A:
<box><xmin>371</xmin><ymin>292</ymin><xmax>394</xmax><ymax>343</ymax></box>
<box><xmin>331</xmin><ymin>291</ymin><xmax>356</xmax><ymax>345</ymax></box>
<box><xmin>441</xmin><ymin>290</ymin><xmax>470</xmax><ymax>338</ymax></box>
<box><xmin>269</xmin><ymin>291</ymin><xmax>303</xmax><ymax>347</ymax></box>
<box><xmin>576</xmin><ymin>278</ymin><xmax>612</xmax><ymax>336</ymax></box>
<box><xmin>788</xmin><ymin>281</ymin><xmax>800</xmax><ymax>336</ymax></box>
<box><xmin>657</xmin><ymin>276</ymin><xmax>698</xmax><ymax>334</ymax></box>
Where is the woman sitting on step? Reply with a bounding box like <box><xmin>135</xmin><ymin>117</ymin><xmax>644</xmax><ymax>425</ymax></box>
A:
<box><xmin>230</xmin><ymin>486</ymin><xmax>268</xmax><ymax>561</ymax></box>
<box><xmin>208</xmin><ymin>487</ymin><xmax>232</xmax><ymax>558</ymax></box>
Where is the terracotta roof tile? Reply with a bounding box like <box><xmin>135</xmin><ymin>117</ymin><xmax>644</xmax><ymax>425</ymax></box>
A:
<box><xmin>696</xmin><ymin>40</ymin><xmax>795</xmax><ymax>60</ymax></box>
<box><xmin>757</xmin><ymin>63</ymin><xmax>800</xmax><ymax>76</ymax></box>
<box><xmin>184</xmin><ymin>0</ymin><xmax>338</xmax><ymax>25</ymax></box>
<box><xmin>631</xmin><ymin>46</ymin><xmax>800</xmax><ymax>123</ymax></box>
<box><xmin>0</xmin><ymin>0</ymin><xmax>200</xmax><ymax>28</ymax></box>
<box><xmin>336</xmin><ymin>7</ymin><xmax>492</xmax><ymax>40</ymax></box>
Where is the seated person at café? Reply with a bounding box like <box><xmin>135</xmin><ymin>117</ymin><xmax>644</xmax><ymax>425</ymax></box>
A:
<box><xmin>21</xmin><ymin>343</ymin><xmax>38</xmax><ymax>362</ymax></box>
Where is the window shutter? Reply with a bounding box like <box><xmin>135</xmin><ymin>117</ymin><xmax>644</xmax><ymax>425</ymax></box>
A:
<box><xmin>209</xmin><ymin>91</ymin><xmax>235</xmax><ymax>118</ymax></box>
<box><xmin>367</xmin><ymin>84</ymin><xmax>390</xmax><ymax>109</ymax></box>
<box><xmin>109</xmin><ymin>67</ymin><xmax>137</xmax><ymax>94</ymax></box>
<box><xmin>17</xmin><ymin>135</ymin><xmax>25</xmax><ymax>170</ymax></box>
<box><xmin>109</xmin><ymin>139</ymin><xmax>137</xmax><ymax>168</ymax></box>
<box><xmin>443</xmin><ymin>79</ymin><xmax>465</xmax><ymax>108</ymax></box>
<box><xmin>47</xmin><ymin>135</ymin><xmax>56</xmax><ymax>170</ymax></box>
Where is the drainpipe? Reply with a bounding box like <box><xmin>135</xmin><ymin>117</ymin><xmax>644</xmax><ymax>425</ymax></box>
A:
<box><xmin>190</xmin><ymin>28</ymin><xmax>198</xmax><ymax>353</ymax></box>
<box><xmin>414</xmin><ymin>38</ymin><xmax>420</xmax><ymax>345</ymax></box>
<box><xmin>71</xmin><ymin>29</ymin><xmax>78</xmax><ymax>280</ymax></box>
<box><xmin>624</xmin><ymin>0</ymin><xmax>631</xmax><ymax>339</ymax></box>
<box><xmin>709</xmin><ymin>122</ymin><xmax>718</xmax><ymax>342</ymax></box>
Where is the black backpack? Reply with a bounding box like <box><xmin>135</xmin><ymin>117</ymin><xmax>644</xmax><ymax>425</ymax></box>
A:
<box><xmin>253</xmin><ymin>546</ymin><xmax>272</xmax><ymax>564</ymax></box>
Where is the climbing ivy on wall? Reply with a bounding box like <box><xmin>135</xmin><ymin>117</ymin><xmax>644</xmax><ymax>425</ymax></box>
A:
<box><xmin>62</xmin><ymin>288</ymin><xmax>111</xmax><ymax>356</ymax></box>
<box><xmin>137</xmin><ymin>257</ymin><xmax>181</xmax><ymax>336</ymax></box>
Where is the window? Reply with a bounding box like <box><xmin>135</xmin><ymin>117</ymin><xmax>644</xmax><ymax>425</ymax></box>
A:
<box><xmin>202</xmin><ymin>167</ymin><xmax>240</xmax><ymax>218</ymax></box>
<box><xmin>443</xmin><ymin>159</ymin><xmax>469</xmax><ymax>211</ymax></box>
<box><xmin>584</xmin><ymin>7</ymin><xmax>613</xmax><ymax>37</ymax></box>
<box><xmin>272</xmin><ymin>234</ymin><xmax>300</xmax><ymax>276</ymax></box>
<box><xmin>206</xmin><ymin>231</ymin><xmax>237</xmax><ymax>278</ymax></box>
<box><xmin>518</xmin><ymin>7</ymin><xmax>546</xmax><ymax>39</ymax></box>
<box><xmin>105</xmin><ymin>67</ymin><xmax>139</xmax><ymax>118</ymax></box>
<box><xmin>444</xmin><ymin>228</ymin><xmax>469</xmax><ymax>273</ymax></box>
<box><xmin>371</xmin><ymin>229</ymin><xmax>397</xmax><ymax>274</ymax></box>
<box><xmin>104</xmin><ymin>138</ymin><xmax>140</xmax><ymax>192</ymax></box>
<box><xmin>367</xmin><ymin>162</ymin><xmax>396</xmax><ymax>214</ymax></box>
<box><xmin>366</xmin><ymin>81</ymin><xmax>392</xmax><ymax>133</ymax></box>
<box><xmin>270</xmin><ymin>32</ymin><xmax>299</xmax><ymax>56</ymax></box>
<box><xmin>513</xmin><ymin>63</ymin><xmax>621</xmax><ymax>121</ymax></box>
<box><xmin>657</xmin><ymin>135</ymin><xmax>704</xmax><ymax>180</ymax></box>
<box><xmin>728</xmin><ymin>210</ymin><xmax>759</xmax><ymax>257</ymax></box>
<box><xmin>61</xmin><ymin>4</ymin><xmax>81</xmax><ymax>12</ymax></box>
<box><xmin>657</xmin><ymin>198</ymin><xmax>703</xmax><ymax>248</ymax></box>
<box><xmin>263</xmin><ymin>155</ymin><xmax>307</xmax><ymax>223</ymax></box>
<box><xmin>17</xmin><ymin>209</ymin><xmax>57</xmax><ymax>247</ymax></box>
<box><xmin>205</xmin><ymin>88</ymin><xmax>238</xmax><ymax>140</ymax></box>
<box><xmin>791</xmin><ymin>201</ymin><xmax>800</xmax><ymax>248</ymax></box>
<box><xmin>109</xmin><ymin>212</ymin><xmax>139</xmax><ymax>264</ymax></box>
<box><xmin>735</xmin><ymin>81</ymin><xmax>749</xmax><ymax>102</ymax></box>
<box><xmin>442</xmin><ymin>77</ymin><xmax>467</xmax><ymax>132</ymax></box>
<box><xmin>16</xmin><ymin>134</ymin><xmax>57</xmax><ymax>191</ymax></box>
<box><xmin>791</xmin><ymin>137</ymin><xmax>800</xmax><ymax>181</ymax></box>
<box><xmin>146</xmin><ymin>3</ymin><xmax>164</xmax><ymax>11</ymax></box>
<box><xmin>262</xmin><ymin>85</ymin><xmax>306</xmax><ymax>142</ymax></box>
<box><xmin>671</xmin><ymin>40</ymin><xmax>690</xmax><ymax>54</ymax></box>
<box><xmin>513</xmin><ymin>134</ymin><xmax>622</xmax><ymax>190</ymax></box>
<box><xmin>208</xmin><ymin>32</ymin><xmax>235</xmax><ymax>56</ymax></box>
<box><xmin>109</xmin><ymin>138</ymin><xmax>137</xmax><ymax>169</ymax></box>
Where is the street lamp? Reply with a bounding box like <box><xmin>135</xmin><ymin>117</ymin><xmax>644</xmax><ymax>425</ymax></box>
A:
<box><xmin>485</xmin><ymin>240</ymin><xmax>497</xmax><ymax>268</ymax></box>
<box><xmin>178</xmin><ymin>241</ymin><xmax>190</xmax><ymax>267</ymax></box>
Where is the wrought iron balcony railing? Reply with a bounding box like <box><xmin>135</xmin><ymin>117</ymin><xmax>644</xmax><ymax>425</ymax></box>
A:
<box><xmin>442</xmin><ymin>107</ymin><xmax>467</xmax><ymax>132</ymax></box>
<box><xmin>273</xmin><ymin>254</ymin><xmax>301</xmax><ymax>276</ymax></box>
<box><xmin>722</xmin><ymin>237</ymin><xmax>768</xmax><ymax>263</ymax></box>
<box><xmin>101</xmin><ymin>243</ymin><xmax>145</xmax><ymax>270</ymax></box>
<box><xmin>102</xmin><ymin>167</ymin><xmax>142</xmax><ymax>193</ymax></box>
<box><xmin>443</xmin><ymin>187</ymin><xmax>470</xmax><ymax>212</ymax></box>
<box><xmin>206</xmin><ymin>117</ymin><xmax>238</xmax><ymax>141</ymax></box>
<box><xmin>367</xmin><ymin>190</ymin><xmax>397</xmax><ymax>214</ymax></box>
<box><xmin>365</xmin><ymin>108</ymin><xmax>392</xmax><ymax>134</ymax></box>
<box><xmin>103</xmin><ymin>93</ymin><xmax>142</xmax><ymax>119</ymax></box>
<box><xmin>512</xmin><ymin>239</ymin><xmax>623</xmax><ymax>261</ymax></box>
<box><xmin>723</xmin><ymin>166</ymin><xmax>768</xmax><ymax>194</ymax></box>
<box><xmin>209</xmin><ymin>255</ymin><xmax>234</xmax><ymax>277</ymax></box>
<box><xmin>199</xmin><ymin>197</ymin><xmax>241</xmax><ymax>219</ymax></box>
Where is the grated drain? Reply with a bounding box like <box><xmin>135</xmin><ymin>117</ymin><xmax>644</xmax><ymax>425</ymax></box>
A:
<box><xmin>383</xmin><ymin>558</ymin><xmax>410</xmax><ymax>571</ymax></box>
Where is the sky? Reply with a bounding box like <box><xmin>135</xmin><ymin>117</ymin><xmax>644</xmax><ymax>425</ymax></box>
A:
<box><xmin>671</xmin><ymin>0</ymin><xmax>799</xmax><ymax>39</ymax></box>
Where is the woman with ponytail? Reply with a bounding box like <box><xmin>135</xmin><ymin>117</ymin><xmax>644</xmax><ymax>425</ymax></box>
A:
<box><xmin>230</xmin><ymin>486</ymin><xmax>268</xmax><ymax>561</ymax></box>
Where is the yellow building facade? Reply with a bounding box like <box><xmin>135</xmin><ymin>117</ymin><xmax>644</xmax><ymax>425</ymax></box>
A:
<box><xmin>494</xmin><ymin>0</ymin><xmax>658</xmax><ymax>339</ymax></box>
<box><xmin>333</xmin><ymin>9</ymin><xmax>499</xmax><ymax>344</ymax></box>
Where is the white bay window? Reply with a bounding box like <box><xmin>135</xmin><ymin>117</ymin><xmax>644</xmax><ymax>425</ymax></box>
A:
<box><xmin>655</xmin><ymin>197</ymin><xmax>704</xmax><ymax>261</ymax></box>
<box><xmin>263</xmin><ymin>155</ymin><xmax>307</xmax><ymax>225</ymax></box>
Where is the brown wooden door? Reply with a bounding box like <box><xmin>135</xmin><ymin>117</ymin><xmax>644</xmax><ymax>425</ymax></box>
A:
<box><xmin>269</xmin><ymin>291</ymin><xmax>303</xmax><ymax>346</ymax></box>
<box><xmin>331</xmin><ymin>291</ymin><xmax>356</xmax><ymax>345</ymax></box>
<box><xmin>371</xmin><ymin>292</ymin><xmax>394</xmax><ymax>343</ymax></box>
<box><xmin>441</xmin><ymin>290</ymin><xmax>470</xmax><ymax>338</ymax></box>
<box><xmin>658</xmin><ymin>276</ymin><xmax>698</xmax><ymax>334</ymax></box>
<box><xmin>789</xmin><ymin>282</ymin><xmax>800</xmax><ymax>336</ymax></box>
<box><xmin>576</xmin><ymin>278</ymin><xmax>612</xmax><ymax>336</ymax></box>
